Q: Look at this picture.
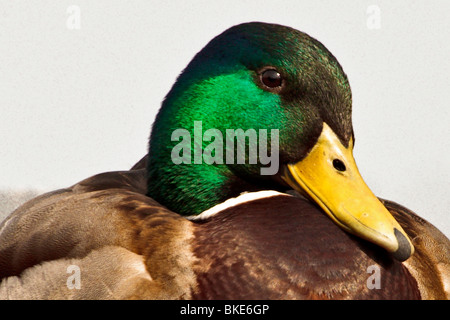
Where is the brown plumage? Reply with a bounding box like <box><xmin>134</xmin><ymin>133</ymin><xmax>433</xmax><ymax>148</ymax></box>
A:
<box><xmin>381</xmin><ymin>200</ymin><xmax>450</xmax><ymax>299</ymax></box>
<box><xmin>0</xmin><ymin>161</ymin><xmax>447</xmax><ymax>299</ymax></box>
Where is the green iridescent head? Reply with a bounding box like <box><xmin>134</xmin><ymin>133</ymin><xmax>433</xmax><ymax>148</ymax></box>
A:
<box><xmin>147</xmin><ymin>22</ymin><xmax>353</xmax><ymax>215</ymax></box>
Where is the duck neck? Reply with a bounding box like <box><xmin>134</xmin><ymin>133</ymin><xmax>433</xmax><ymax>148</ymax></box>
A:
<box><xmin>146</xmin><ymin>155</ymin><xmax>268</xmax><ymax>215</ymax></box>
<box><xmin>145</xmin><ymin>106</ymin><xmax>285</xmax><ymax>215</ymax></box>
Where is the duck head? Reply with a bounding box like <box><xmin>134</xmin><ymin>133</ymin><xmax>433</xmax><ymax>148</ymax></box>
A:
<box><xmin>147</xmin><ymin>22</ymin><xmax>413</xmax><ymax>261</ymax></box>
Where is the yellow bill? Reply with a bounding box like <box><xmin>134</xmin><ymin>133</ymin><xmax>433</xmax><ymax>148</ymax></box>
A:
<box><xmin>281</xmin><ymin>123</ymin><xmax>414</xmax><ymax>261</ymax></box>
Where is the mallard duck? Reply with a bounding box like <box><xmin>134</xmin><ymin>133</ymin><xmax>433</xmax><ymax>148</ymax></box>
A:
<box><xmin>0</xmin><ymin>22</ymin><xmax>448</xmax><ymax>300</ymax></box>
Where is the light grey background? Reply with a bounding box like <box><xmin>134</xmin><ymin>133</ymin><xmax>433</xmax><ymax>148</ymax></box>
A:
<box><xmin>1</xmin><ymin>1</ymin><xmax>449</xmax><ymax>237</ymax></box>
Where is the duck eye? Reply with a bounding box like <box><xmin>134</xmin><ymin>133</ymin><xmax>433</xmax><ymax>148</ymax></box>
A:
<box><xmin>333</xmin><ymin>159</ymin><xmax>346</xmax><ymax>172</ymax></box>
<box><xmin>261</xmin><ymin>69</ymin><xmax>282</xmax><ymax>88</ymax></box>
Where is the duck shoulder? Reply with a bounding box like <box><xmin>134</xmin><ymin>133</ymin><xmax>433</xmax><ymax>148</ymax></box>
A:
<box><xmin>0</xmin><ymin>169</ymin><xmax>198</xmax><ymax>299</ymax></box>
<box><xmin>381</xmin><ymin>199</ymin><xmax>450</xmax><ymax>299</ymax></box>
